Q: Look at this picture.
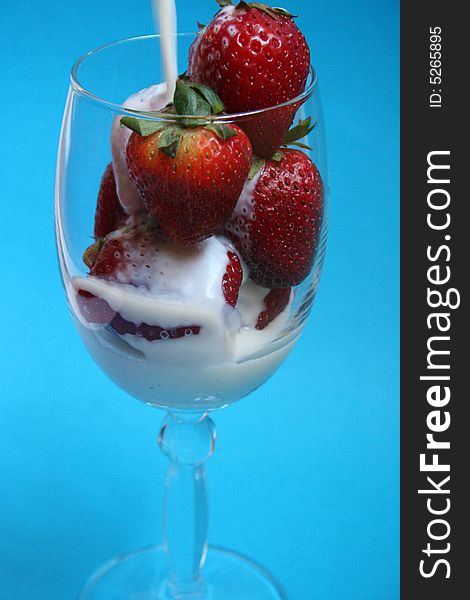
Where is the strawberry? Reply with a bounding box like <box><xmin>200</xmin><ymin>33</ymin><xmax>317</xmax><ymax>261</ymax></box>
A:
<box><xmin>76</xmin><ymin>290</ymin><xmax>117</xmax><ymax>324</ymax></box>
<box><xmin>111</xmin><ymin>316</ymin><xmax>200</xmax><ymax>340</ymax></box>
<box><xmin>256</xmin><ymin>287</ymin><xmax>291</xmax><ymax>330</ymax></box>
<box><xmin>82</xmin><ymin>220</ymin><xmax>244</xmax><ymax>307</ymax></box>
<box><xmin>126</xmin><ymin>125</ymin><xmax>251</xmax><ymax>245</ymax></box>
<box><xmin>188</xmin><ymin>1</ymin><xmax>310</xmax><ymax>158</ymax></box>
<box><xmin>84</xmin><ymin>222</ymin><xmax>164</xmax><ymax>282</ymax></box>
<box><xmin>122</xmin><ymin>79</ymin><xmax>252</xmax><ymax>245</ymax></box>
<box><xmin>222</xmin><ymin>251</ymin><xmax>243</xmax><ymax>306</ymax></box>
<box><xmin>77</xmin><ymin>291</ymin><xmax>201</xmax><ymax>341</ymax></box>
<box><xmin>225</xmin><ymin>148</ymin><xmax>324</xmax><ymax>288</ymax></box>
<box><xmin>94</xmin><ymin>163</ymin><xmax>127</xmax><ymax>239</ymax></box>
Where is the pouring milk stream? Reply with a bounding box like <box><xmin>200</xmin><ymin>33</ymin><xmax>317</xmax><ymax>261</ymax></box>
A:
<box><xmin>152</xmin><ymin>0</ymin><xmax>178</xmax><ymax>102</ymax></box>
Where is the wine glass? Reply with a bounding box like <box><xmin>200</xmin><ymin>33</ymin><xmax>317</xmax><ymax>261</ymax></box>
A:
<box><xmin>55</xmin><ymin>33</ymin><xmax>328</xmax><ymax>600</ymax></box>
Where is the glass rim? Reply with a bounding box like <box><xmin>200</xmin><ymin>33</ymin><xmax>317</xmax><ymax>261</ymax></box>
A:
<box><xmin>70</xmin><ymin>33</ymin><xmax>318</xmax><ymax>121</ymax></box>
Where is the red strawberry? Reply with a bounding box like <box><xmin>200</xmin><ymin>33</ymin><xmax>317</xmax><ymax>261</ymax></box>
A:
<box><xmin>83</xmin><ymin>220</ymin><xmax>167</xmax><ymax>282</ymax></box>
<box><xmin>82</xmin><ymin>220</ymin><xmax>244</xmax><ymax>308</ymax></box>
<box><xmin>76</xmin><ymin>290</ymin><xmax>117</xmax><ymax>324</ymax></box>
<box><xmin>225</xmin><ymin>149</ymin><xmax>323</xmax><ymax>288</ymax></box>
<box><xmin>111</xmin><ymin>315</ymin><xmax>200</xmax><ymax>340</ymax></box>
<box><xmin>94</xmin><ymin>163</ymin><xmax>127</xmax><ymax>238</ymax></box>
<box><xmin>256</xmin><ymin>287</ymin><xmax>291</xmax><ymax>330</ymax></box>
<box><xmin>222</xmin><ymin>251</ymin><xmax>243</xmax><ymax>306</ymax></box>
<box><xmin>126</xmin><ymin>125</ymin><xmax>251</xmax><ymax>244</ymax></box>
<box><xmin>77</xmin><ymin>291</ymin><xmax>201</xmax><ymax>341</ymax></box>
<box><xmin>188</xmin><ymin>1</ymin><xmax>310</xmax><ymax>157</ymax></box>
<box><xmin>122</xmin><ymin>79</ymin><xmax>252</xmax><ymax>245</ymax></box>
<box><xmin>85</xmin><ymin>219</ymin><xmax>166</xmax><ymax>283</ymax></box>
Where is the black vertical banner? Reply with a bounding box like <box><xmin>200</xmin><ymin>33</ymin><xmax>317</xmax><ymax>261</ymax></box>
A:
<box><xmin>401</xmin><ymin>2</ymin><xmax>467</xmax><ymax>599</ymax></box>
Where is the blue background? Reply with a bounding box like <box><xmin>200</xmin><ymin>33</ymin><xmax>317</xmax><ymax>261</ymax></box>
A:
<box><xmin>0</xmin><ymin>1</ymin><xmax>399</xmax><ymax>598</ymax></box>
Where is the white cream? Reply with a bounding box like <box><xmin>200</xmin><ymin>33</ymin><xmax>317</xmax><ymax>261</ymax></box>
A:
<box><xmin>111</xmin><ymin>83</ymin><xmax>168</xmax><ymax>215</ymax></box>
<box><xmin>75</xmin><ymin>318</ymin><xmax>297</xmax><ymax>411</ymax></box>
<box><xmin>234</xmin><ymin>167</ymin><xmax>262</xmax><ymax>221</ymax></box>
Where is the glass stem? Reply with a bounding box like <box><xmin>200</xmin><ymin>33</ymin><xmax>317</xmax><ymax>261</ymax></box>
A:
<box><xmin>159</xmin><ymin>412</ymin><xmax>216</xmax><ymax>599</ymax></box>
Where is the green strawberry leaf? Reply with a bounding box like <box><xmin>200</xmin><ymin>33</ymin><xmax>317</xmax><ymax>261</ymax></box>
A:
<box><xmin>216</xmin><ymin>0</ymin><xmax>233</xmax><ymax>6</ymax></box>
<box><xmin>288</xmin><ymin>141</ymin><xmax>313</xmax><ymax>150</ymax></box>
<box><xmin>120</xmin><ymin>116</ymin><xmax>168</xmax><ymax>137</ymax></box>
<box><xmin>241</xmin><ymin>2</ymin><xmax>296</xmax><ymax>20</ymax></box>
<box><xmin>191</xmin><ymin>82</ymin><xmax>225</xmax><ymax>114</ymax></box>
<box><xmin>205</xmin><ymin>123</ymin><xmax>238</xmax><ymax>140</ymax></box>
<box><xmin>181</xmin><ymin>117</ymin><xmax>212</xmax><ymax>128</ymax></box>
<box><xmin>271</xmin><ymin>6</ymin><xmax>296</xmax><ymax>18</ymax></box>
<box><xmin>173</xmin><ymin>79</ymin><xmax>225</xmax><ymax>122</ymax></box>
<box><xmin>174</xmin><ymin>78</ymin><xmax>212</xmax><ymax>119</ymax></box>
<box><xmin>248</xmin><ymin>156</ymin><xmax>266</xmax><ymax>179</ymax></box>
<box><xmin>197</xmin><ymin>21</ymin><xmax>206</xmax><ymax>30</ymax></box>
<box><xmin>283</xmin><ymin>117</ymin><xmax>316</xmax><ymax>148</ymax></box>
<box><xmin>158</xmin><ymin>125</ymin><xmax>184</xmax><ymax>158</ymax></box>
<box><xmin>83</xmin><ymin>239</ymin><xmax>104</xmax><ymax>268</ymax></box>
<box><xmin>271</xmin><ymin>150</ymin><xmax>284</xmax><ymax>162</ymax></box>
<box><xmin>162</xmin><ymin>104</ymin><xmax>177</xmax><ymax>114</ymax></box>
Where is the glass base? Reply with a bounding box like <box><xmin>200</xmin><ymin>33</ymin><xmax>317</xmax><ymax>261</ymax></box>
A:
<box><xmin>78</xmin><ymin>544</ymin><xmax>287</xmax><ymax>600</ymax></box>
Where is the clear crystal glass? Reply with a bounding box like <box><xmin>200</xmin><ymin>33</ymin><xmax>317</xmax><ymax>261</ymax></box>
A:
<box><xmin>55</xmin><ymin>33</ymin><xmax>328</xmax><ymax>600</ymax></box>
